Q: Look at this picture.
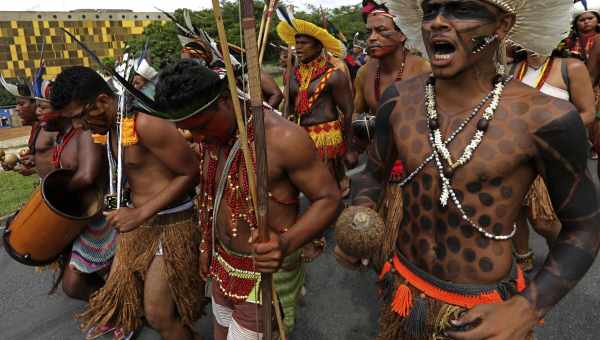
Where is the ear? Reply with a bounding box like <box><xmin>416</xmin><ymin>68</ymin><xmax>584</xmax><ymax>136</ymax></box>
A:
<box><xmin>495</xmin><ymin>13</ymin><xmax>516</xmax><ymax>41</ymax></box>
<box><xmin>95</xmin><ymin>93</ymin><xmax>113</xmax><ymax>110</ymax></box>
<box><xmin>398</xmin><ymin>30</ymin><xmax>407</xmax><ymax>44</ymax></box>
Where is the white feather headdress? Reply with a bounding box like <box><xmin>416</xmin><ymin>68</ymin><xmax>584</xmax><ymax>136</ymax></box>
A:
<box><xmin>388</xmin><ymin>0</ymin><xmax>573</xmax><ymax>57</ymax></box>
<box><xmin>573</xmin><ymin>0</ymin><xmax>600</xmax><ymax>18</ymax></box>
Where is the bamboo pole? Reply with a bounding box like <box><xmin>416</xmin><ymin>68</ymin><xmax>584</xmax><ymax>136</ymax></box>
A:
<box><xmin>258</xmin><ymin>0</ymin><xmax>278</xmax><ymax>66</ymax></box>
<box><xmin>238</xmin><ymin>1</ymin><xmax>274</xmax><ymax>338</ymax></box>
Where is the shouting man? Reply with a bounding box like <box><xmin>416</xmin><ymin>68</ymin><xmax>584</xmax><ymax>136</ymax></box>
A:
<box><xmin>51</xmin><ymin>66</ymin><xmax>204</xmax><ymax>340</ymax></box>
<box><xmin>154</xmin><ymin>60</ymin><xmax>341</xmax><ymax>338</ymax></box>
<box><xmin>341</xmin><ymin>0</ymin><xmax>600</xmax><ymax>339</ymax></box>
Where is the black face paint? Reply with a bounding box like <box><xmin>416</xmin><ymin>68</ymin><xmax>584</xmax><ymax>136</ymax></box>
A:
<box><xmin>422</xmin><ymin>0</ymin><xmax>498</xmax><ymax>23</ymax></box>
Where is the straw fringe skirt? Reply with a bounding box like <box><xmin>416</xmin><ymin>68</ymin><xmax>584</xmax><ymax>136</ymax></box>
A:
<box><xmin>77</xmin><ymin>210</ymin><xmax>206</xmax><ymax>333</ymax></box>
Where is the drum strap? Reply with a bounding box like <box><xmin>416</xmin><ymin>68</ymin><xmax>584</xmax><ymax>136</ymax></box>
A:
<box><xmin>211</xmin><ymin>139</ymin><xmax>241</xmax><ymax>256</ymax></box>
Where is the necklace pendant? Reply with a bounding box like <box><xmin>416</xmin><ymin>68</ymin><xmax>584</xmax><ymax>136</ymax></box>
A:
<box><xmin>443</xmin><ymin>165</ymin><xmax>455</xmax><ymax>179</ymax></box>
<box><xmin>440</xmin><ymin>184</ymin><xmax>449</xmax><ymax>207</ymax></box>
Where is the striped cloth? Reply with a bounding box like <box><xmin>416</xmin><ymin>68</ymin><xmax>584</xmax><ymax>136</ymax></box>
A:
<box><xmin>273</xmin><ymin>250</ymin><xmax>304</xmax><ymax>333</ymax></box>
<box><xmin>70</xmin><ymin>215</ymin><xmax>117</xmax><ymax>273</ymax></box>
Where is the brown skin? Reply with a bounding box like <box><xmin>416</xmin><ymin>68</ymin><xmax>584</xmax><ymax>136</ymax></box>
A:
<box><xmin>261</xmin><ymin>72</ymin><xmax>284</xmax><ymax>108</ymax></box>
<box><xmin>15</xmin><ymin>97</ymin><xmax>36</xmax><ymax>125</ymax></box>
<box><xmin>288</xmin><ymin>35</ymin><xmax>355</xmax><ymax>165</ymax></box>
<box><xmin>183</xmin><ymin>97</ymin><xmax>341</xmax><ymax>340</ymax></box>
<box><xmin>25</xmin><ymin>100</ymin><xmax>58</xmax><ymax>179</ymax></box>
<box><xmin>59</xmin><ymin>94</ymin><xmax>200</xmax><ymax>340</ymax></box>
<box><xmin>185</xmin><ymin>97</ymin><xmax>341</xmax><ymax>274</ymax></box>
<box><xmin>349</xmin><ymin>1</ymin><xmax>600</xmax><ymax>339</ymax></box>
<box><xmin>353</xmin><ymin>13</ymin><xmax>431</xmax><ymax>152</ymax></box>
<box><xmin>132</xmin><ymin>74</ymin><xmax>148</xmax><ymax>90</ymax></box>
<box><xmin>43</xmin><ymin>108</ymin><xmax>107</xmax><ymax>301</ymax></box>
<box><xmin>573</xmin><ymin>12</ymin><xmax>600</xmax><ymax>84</ymax></box>
<box><xmin>512</xmin><ymin>55</ymin><xmax>596</xmax><ymax>257</ymax></box>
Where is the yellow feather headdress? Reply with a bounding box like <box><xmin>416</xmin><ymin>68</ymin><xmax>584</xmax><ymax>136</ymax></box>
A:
<box><xmin>276</xmin><ymin>19</ymin><xmax>345</xmax><ymax>57</ymax></box>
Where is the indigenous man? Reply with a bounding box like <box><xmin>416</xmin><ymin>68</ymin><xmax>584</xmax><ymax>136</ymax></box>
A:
<box><xmin>511</xmin><ymin>50</ymin><xmax>596</xmax><ymax>271</ymax></box>
<box><xmin>31</xmin><ymin>81</ymin><xmax>58</xmax><ymax>178</ymax></box>
<box><xmin>0</xmin><ymin>77</ymin><xmax>45</xmax><ymax>175</ymax></box>
<box><xmin>353</xmin><ymin>1</ymin><xmax>431</xmax><ymax>152</ymax></box>
<box><xmin>35</xmin><ymin>81</ymin><xmax>116</xmax><ymax>301</ymax></box>
<box><xmin>339</xmin><ymin>0</ymin><xmax>600</xmax><ymax>339</ymax></box>
<box><xmin>276</xmin><ymin>18</ymin><xmax>353</xmax><ymax>260</ymax></box>
<box><xmin>50</xmin><ymin>66</ymin><xmax>204</xmax><ymax>340</ymax></box>
<box><xmin>154</xmin><ymin>60</ymin><xmax>341</xmax><ymax>338</ymax></box>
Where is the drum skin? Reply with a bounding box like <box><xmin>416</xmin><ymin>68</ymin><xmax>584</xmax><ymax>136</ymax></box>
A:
<box><xmin>3</xmin><ymin>169</ymin><xmax>102</xmax><ymax>266</ymax></box>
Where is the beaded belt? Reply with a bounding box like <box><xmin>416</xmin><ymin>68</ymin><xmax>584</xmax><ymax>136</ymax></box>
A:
<box><xmin>210</xmin><ymin>244</ymin><xmax>262</xmax><ymax>303</ymax></box>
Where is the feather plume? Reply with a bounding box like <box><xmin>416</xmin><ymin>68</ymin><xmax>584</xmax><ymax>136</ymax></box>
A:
<box><xmin>276</xmin><ymin>4</ymin><xmax>296</xmax><ymax>32</ymax></box>
<box><xmin>60</xmin><ymin>28</ymin><xmax>168</xmax><ymax>118</ymax></box>
<box><xmin>0</xmin><ymin>75</ymin><xmax>20</xmax><ymax>97</ymax></box>
<box><xmin>388</xmin><ymin>0</ymin><xmax>573</xmax><ymax>57</ymax></box>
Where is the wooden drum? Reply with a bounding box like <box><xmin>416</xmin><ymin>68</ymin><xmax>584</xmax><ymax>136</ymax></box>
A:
<box><xmin>3</xmin><ymin>168</ymin><xmax>102</xmax><ymax>266</ymax></box>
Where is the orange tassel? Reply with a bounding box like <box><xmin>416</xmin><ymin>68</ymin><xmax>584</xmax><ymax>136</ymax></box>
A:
<box><xmin>379</xmin><ymin>261</ymin><xmax>392</xmax><ymax>280</ymax></box>
<box><xmin>391</xmin><ymin>284</ymin><xmax>413</xmax><ymax>317</ymax></box>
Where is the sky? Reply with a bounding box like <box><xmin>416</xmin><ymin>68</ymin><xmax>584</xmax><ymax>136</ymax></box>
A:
<box><xmin>0</xmin><ymin>0</ymin><xmax>360</xmax><ymax>12</ymax></box>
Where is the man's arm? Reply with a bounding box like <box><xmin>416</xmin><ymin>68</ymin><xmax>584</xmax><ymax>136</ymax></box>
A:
<box><xmin>134</xmin><ymin>113</ymin><xmax>199</xmax><ymax>218</ymax></box>
<box><xmin>69</xmin><ymin>130</ymin><xmax>104</xmax><ymax>191</ymax></box>
<box><xmin>261</xmin><ymin>72</ymin><xmax>283</xmax><ymax>109</ymax></box>
<box><xmin>524</xmin><ymin>109</ymin><xmax>600</xmax><ymax>318</ymax></box>
<box><xmin>330</xmin><ymin>69</ymin><xmax>354</xmax><ymax>150</ymax></box>
<box><xmin>277</xmin><ymin>122</ymin><xmax>342</xmax><ymax>255</ymax></box>
<box><xmin>352</xmin><ymin>84</ymin><xmax>400</xmax><ymax>208</ymax></box>
<box><xmin>566</xmin><ymin>58</ymin><xmax>596</xmax><ymax>126</ymax></box>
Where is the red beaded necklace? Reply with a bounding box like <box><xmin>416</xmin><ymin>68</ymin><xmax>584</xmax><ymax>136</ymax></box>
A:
<box><xmin>375</xmin><ymin>53</ymin><xmax>406</xmax><ymax>103</ymax></box>
<box><xmin>198</xmin><ymin>119</ymin><xmax>257</xmax><ymax>244</ymax></box>
<box><xmin>52</xmin><ymin>127</ymin><xmax>78</xmax><ymax>168</ymax></box>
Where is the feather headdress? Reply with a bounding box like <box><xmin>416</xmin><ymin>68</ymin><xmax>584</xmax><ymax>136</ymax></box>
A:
<box><xmin>388</xmin><ymin>0</ymin><xmax>573</xmax><ymax>57</ymax></box>
<box><xmin>573</xmin><ymin>0</ymin><xmax>600</xmax><ymax>18</ymax></box>
<box><xmin>277</xmin><ymin>19</ymin><xmax>345</xmax><ymax>57</ymax></box>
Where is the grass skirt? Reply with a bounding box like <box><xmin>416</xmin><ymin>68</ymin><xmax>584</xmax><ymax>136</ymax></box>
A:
<box><xmin>77</xmin><ymin>209</ymin><xmax>206</xmax><ymax>333</ymax></box>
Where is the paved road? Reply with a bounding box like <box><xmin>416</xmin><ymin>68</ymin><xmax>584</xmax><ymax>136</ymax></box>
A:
<box><xmin>1</xmin><ymin>227</ymin><xmax>599</xmax><ymax>340</ymax></box>
<box><xmin>1</xmin><ymin>161</ymin><xmax>599</xmax><ymax>339</ymax></box>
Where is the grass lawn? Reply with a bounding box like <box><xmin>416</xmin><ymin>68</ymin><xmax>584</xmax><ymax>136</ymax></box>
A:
<box><xmin>0</xmin><ymin>171</ymin><xmax>38</xmax><ymax>216</ymax></box>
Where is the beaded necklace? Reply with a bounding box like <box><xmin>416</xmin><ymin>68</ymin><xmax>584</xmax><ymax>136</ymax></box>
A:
<box><xmin>425</xmin><ymin>75</ymin><xmax>516</xmax><ymax>240</ymax></box>
<box><xmin>198</xmin><ymin>119</ymin><xmax>257</xmax><ymax>243</ymax></box>
<box><xmin>294</xmin><ymin>55</ymin><xmax>332</xmax><ymax>117</ymax></box>
<box><xmin>52</xmin><ymin>127</ymin><xmax>78</xmax><ymax>168</ymax></box>
<box><xmin>375</xmin><ymin>53</ymin><xmax>406</xmax><ymax>103</ymax></box>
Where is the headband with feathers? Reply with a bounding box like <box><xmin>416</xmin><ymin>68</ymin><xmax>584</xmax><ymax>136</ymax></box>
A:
<box><xmin>388</xmin><ymin>0</ymin><xmax>573</xmax><ymax>57</ymax></box>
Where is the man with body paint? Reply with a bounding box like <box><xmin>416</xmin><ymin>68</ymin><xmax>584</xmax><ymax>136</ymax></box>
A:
<box><xmin>352</xmin><ymin>0</ymin><xmax>431</xmax><ymax>157</ymax></box>
<box><xmin>337</xmin><ymin>0</ymin><xmax>600</xmax><ymax>339</ymax></box>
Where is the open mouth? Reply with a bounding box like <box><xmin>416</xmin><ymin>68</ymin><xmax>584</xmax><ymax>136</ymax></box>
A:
<box><xmin>432</xmin><ymin>41</ymin><xmax>456</xmax><ymax>61</ymax></box>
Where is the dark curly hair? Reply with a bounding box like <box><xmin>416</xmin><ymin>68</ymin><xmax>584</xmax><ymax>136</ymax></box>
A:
<box><xmin>155</xmin><ymin>59</ymin><xmax>226</xmax><ymax>115</ymax></box>
<box><xmin>50</xmin><ymin>66</ymin><xmax>113</xmax><ymax>110</ymax></box>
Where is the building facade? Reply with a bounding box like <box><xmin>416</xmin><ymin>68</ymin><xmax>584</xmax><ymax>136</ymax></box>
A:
<box><xmin>0</xmin><ymin>10</ymin><xmax>166</xmax><ymax>80</ymax></box>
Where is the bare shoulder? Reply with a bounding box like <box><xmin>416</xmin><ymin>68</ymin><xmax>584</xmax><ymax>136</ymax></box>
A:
<box><xmin>407</xmin><ymin>53</ymin><xmax>431</xmax><ymax>74</ymax></box>
<box><xmin>135</xmin><ymin>112</ymin><xmax>175</xmax><ymax>135</ymax></box>
<box><xmin>503</xmin><ymin>79</ymin><xmax>578</xmax><ymax>130</ymax></box>
<box><xmin>564</xmin><ymin>57</ymin><xmax>589</xmax><ymax>74</ymax></box>
<box><xmin>265</xmin><ymin>110</ymin><xmax>316</xmax><ymax>160</ymax></box>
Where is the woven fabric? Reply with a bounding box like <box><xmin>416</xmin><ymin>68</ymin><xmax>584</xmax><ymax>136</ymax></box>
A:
<box><xmin>69</xmin><ymin>215</ymin><xmax>117</xmax><ymax>274</ymax></box>
<box><xmin>304</xmin><ymin>120</ymin><xmax>347</xmax><ymax>159</ymax></box>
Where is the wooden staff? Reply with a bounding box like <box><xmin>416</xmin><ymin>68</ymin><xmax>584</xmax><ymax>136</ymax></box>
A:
<box><xmin>238</xmin><ymin>1</ymin><xmax>275</xmax><ymax>338</ymax></box>
<box><xmin>257</xmin><ymin>2</ymin><xmax>268</xmax><ymax>54</ymax></box>
<box><xmin>258</xmin><ymin>0</ymin><xmax>278</xmax><ymax>66</ymax></box>
<box><xmin>210</xmin><ymin>0</ymin><xmax>258</xmax><ymax>212</ymax></box>
<box><xmin>282</xmin><ymin>5</ymin><xmax>295</xmax><ymax>119</ymax></box>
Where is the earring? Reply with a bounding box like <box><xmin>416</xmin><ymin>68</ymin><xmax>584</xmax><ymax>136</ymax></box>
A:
<box><xmin>472</xmin><ymin>34</ymin><xmax>498</xmax><ymax>54</ymax></box>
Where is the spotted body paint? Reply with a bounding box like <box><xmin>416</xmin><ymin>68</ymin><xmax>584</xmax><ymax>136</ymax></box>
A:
<box><xmin>353</xmin><ymin>75</ymin><xmax>600</xmax><ymax>316</ymax></box>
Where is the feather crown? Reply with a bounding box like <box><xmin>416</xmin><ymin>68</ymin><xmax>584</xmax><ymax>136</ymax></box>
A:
<box><xmin>388</xmin><ymin>0</ymin><xmax>573</xmax><ymax>57</ymax></box>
